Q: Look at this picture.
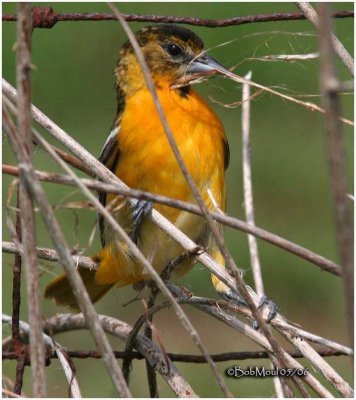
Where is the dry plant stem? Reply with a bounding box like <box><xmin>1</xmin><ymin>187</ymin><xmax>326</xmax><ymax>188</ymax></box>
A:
<box><xmin>241</xmin><ymin>71</ymin><xmax>264</xmax><ymax>297</ymax></box>
<box><xmin>184</xmin><ymin>297</ymin><xmax>333</xmax><ymax>397</ymax></box>
<box><xmin>31</xmin><ymin>120</ymin><xmax>227</xmax><ymax>397</ymax></box>
<box><xmin>3</xmin><ymin>110</ymin><xmax>131</xmax><ymax>397</ymax></box>
<box><xmin>3</xmin><ymin>241</ymin><xmax>97</xmax><ymax>270</ymax></box>
<box><xmin>1</xmin><ymin>79</ymin><xmax>343</xmax><ymax>290</ymax></box>
<box><xmin>296</xmin><ymin>2</ymin><xmax>354</xmax><ymax>76</ymax></box>
<box><xmin>280</xmin><ymin>332</ymin><xmax>353</xmax><ymax>397</ymax></box>
<box><xmin>43</xmin><ymin>313</ymin><xmax>197</xmax><ymax>398</ymax></box>
<box><xmin>215</xmin><ymin>71</ymin><xmax>353</xmax><ymax>127</ymax></box>
<box><xmin>143</xmin><ymin>290</ymin><xmax>159</xmax><ymax>397</ymax></box>
<box><xmin>107</xmin><ymin>3</ymin><xmax>295</xmax><ymax>381</ymax></box>
<box><xmin>12</xmin><ymin>191</ymin><xmax>25</xmax><ymax>396</ymax></box>
<box><xmin>16</xmin><ymin>4</ymin><xmax>47</xmax><ymax>397</ymax></box>
<box><xmin>2</xmin><ymin>315</ymin><xmax>82</xmax><ymax>398</ymax></box>
<box><xmin>2</xmin><ymin>244</ymin><xmax>351</xmax><ymax>356</ymax></box>
<box><xmin>241</xmin><ymin>73</ymin><xmax>287</xmax><ymax>398</ymax></box>
<box><xmin>2</xmin><ymin>163</ymin><xmax>342</xmax><ymax>277</ymax></box>
<box><xmin>318</xmin><ymin>3</ymin><xmax>354</xmax><ymax>353</ymax></box>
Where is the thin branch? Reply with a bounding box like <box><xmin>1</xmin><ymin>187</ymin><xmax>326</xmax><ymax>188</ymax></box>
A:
<box><xmin>3</xmin><ymin>315</ymin><xmax>82</xmax><ymax>398</ymax></box>
<box><xmin>16</xmin><ymin>4</ymin><xmax>47</xmax><ymax>397</ymax></box>
<box><xmin>42</xmin><ymin>313</ymin><xmax>197</xmax><ymax>398</ymax></box>
<box><xmin>2</xmin><ymin>6</ymin><xmax>354</xmax><ymax>28</ymax></box>
<box><xmin>2</xmin><ymin>244</ymin><xmax>352</xmax><ymax>357</ymax></box>
<box><xmin>3</xmin><ymin>241</ymin><xmax>97</xmax><ymax>270</ymax></box>
<box><xmin>3</xmin><ymin>107</ymin><xmax>131</xmax><ymax>397</ymax></box>
<box><xmin>279</xmin><ymin>331</ymin><xmax>353</xmax><ymax>397</ymax></box>
<box><xmin>2</xmin><ymin>163</ymin><xmax>342</xmax><ymax>277</ymax></box>
<box><xmin>3</xmin><ymin>348</ymin><xmax>347</xmax><ymax>362</ymax></box>
<box><xmin>296</xmin><ymin>2</ymin><xmax>354</xmax><ymax>76</ymax></box>
<box><xmin>12</xmin><ymin>190</ymin><xmax>24</xmax><ymax>396</ymax></box>
<box><xmin>182</xmin><ymin>296</ymin><xmax>334</xmax><ymax>398</ymax></box>
<box><xmin>194</xmin><ymin>69</ymin><xmax>353</xmax><ymax>127</ymax></box>
<box><xmin>241</xmin><ymin>72</ymin><xmax>287</xmax><ymax>398</ymax></box>
<box><xmin>317</xmin><ymin>2</ymin><xmax>354</xmax><ymax>351</ymax></box>
<box><xmin>242</xmin><ymin>71</ymin><xmax>264</xmax><ymax>297</ymax></box>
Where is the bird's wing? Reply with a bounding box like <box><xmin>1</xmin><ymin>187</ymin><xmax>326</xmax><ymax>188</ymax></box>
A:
<box><xmin>98</xmin><ymin>123</ymin><xmax>120</xmax><ymax>246</ymax></box>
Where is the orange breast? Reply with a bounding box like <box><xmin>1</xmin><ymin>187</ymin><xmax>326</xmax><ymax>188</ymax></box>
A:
<box><xmin>113</xmin><ymin>85</ymin><xmax>227</xmax><ymax>221</ymax></box>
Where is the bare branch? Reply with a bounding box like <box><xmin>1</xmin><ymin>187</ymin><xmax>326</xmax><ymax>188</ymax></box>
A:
<box><xmin>15</xmin><ymin>4</ymin><xmax>47</xmax><ymax>397</ymax></box>
<box><xmin>242</xmin><ymin>71</ymin><xmax>264</xmax><ymax>297</ymax></box>
<box><xmin>296</xmin><ymin>2</ymin><xmax>354</xmax><ymax>76</ymax></box>
<box><xmin>2</xmin><ymin>6</ymin><xmax>354</xmax><ymax>28</ymax></box>
<box><xmin>2</xmin><ymin>315</ymin><xmax>82</xmax><ymax>398</ymax></box>
<box><xmin>43</xmin><ymin>313</ymin><xmax>197</xmax><ymax>397</ymax></box>
<box><xmin>317</xmin><ymin>2</ymin><xmax>354</xmax><ymax>350</ymax></box>
<box><xmin>3</xmin><ymin>241</ymin><xmax>97</xmax><ymax>270</ymax></box>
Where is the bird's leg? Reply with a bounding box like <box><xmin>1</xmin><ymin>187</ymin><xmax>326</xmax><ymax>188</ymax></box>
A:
<box><xmin>130</xmin><ymin>199</ymin><xmax>153</xmax><ymax>242</ymax></box>
<box><xmin>160</xmin><ymin>245</ymin><xmax>205</xmax><ymax>281</ymax></box>
<box><xmin>222</xmin><ymin>289</ymin><xmax>278</xmax><ymax>330</ymax></box>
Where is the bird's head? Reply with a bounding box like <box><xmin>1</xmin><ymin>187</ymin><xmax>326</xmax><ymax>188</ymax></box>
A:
<box><xmin>115</xmin><ymin>24</ymin><xmax>230</xmax><ymax>96</ymax></box>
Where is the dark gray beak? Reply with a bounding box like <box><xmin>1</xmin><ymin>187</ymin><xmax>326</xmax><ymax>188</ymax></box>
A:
<box><xmin>171</xmin><ymin>52</ymin><xmax>231</xmax><ymax>89</ymax></box>
<box><xmin>186</xmin><ymin>53</ymin><xmax>231</xmax><ymax>76</ymax></box>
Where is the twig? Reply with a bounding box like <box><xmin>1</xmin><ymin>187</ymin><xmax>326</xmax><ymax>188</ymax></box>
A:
<box><xmin>3</xmin><ymin>108</ymin><xmax>131</xmax><ymax>397</ymax></box>
<box><xmin>12</xmin><ymin>190</ymin><xmax>24</xmax><ymax>396</ymax></box>
<box><xmin>279</xmin><ymin>332</ymin><xmax>353</xmax><ymax>397</ymax></box>
<box><xmin>317</xmin><ymin>2</ymin><xmax>354</xmax><ymax>351</ymax></box>
<box><xmin>296</xmin><ymin>2</ymin><xmax>354</xmax><ymax>76</ymax></box>
<box><xmin>3</xmin><ymin>348</ymin><xmax>347</xmax><ymax>362</ymax></box>
<box><xmin>2</xmin><ymin>163</ymin><xmax>342</xmax><ymax>277</ymax></box>
<box><xmin>43</xmin><ymin>313</ymin><xmax>197</xmax><ymax>397</ymax></box>
<box><xmin>3</xmin><ymin>241</ymin><xmax>97</xmax><ymax>270</ymax></box>
<box><xmin>2</xmin><ymin>314</ymin><xmax>82</xmax><ymax>398</ymax></box>
<box><xmin>16</xmin><ymin>4</ymin><xmax>47</xmax><ymax>397</ymax></box>
<box><xmin>2</xmin><ymin>6</ymin><xmax>354</xmax><ymax>28</ymax></box>
<box><xmin>241</xmin><ymin>72</ymin><xmax>287</xmax><ymax>398</ymax></box>
<box><xmin>241</xmin><ymin>71</ymin><xmax>264</xmax><ymax>297</ymax></box>
<box><xmin>143</xmin><ymin>289</ymin><xmax>160</xmax><ymax>397</ymax></box>
<box><xmin>185</xmin><ymin>296</ymin><xmax>334</xmax><ymax>397</ymax></box>
<box><xmin>202</xmin><ymin>69</ymin><xmax>353</xmax><ymax>127</ymax></box>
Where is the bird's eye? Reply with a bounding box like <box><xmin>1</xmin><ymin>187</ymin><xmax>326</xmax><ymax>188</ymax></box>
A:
<box><xmin>166</xmin><ymin>43</ymin><xmax>183</xmax><ymax>57</ymax></box>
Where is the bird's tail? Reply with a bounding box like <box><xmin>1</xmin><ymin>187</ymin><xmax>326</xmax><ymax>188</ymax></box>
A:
<box><xmin>44</xmin><ymin>266</ymin><xmax>113</xmax><ymax>311</ymax></box>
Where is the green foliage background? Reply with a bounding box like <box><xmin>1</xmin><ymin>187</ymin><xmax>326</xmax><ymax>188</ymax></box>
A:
<box><xmin>2</xmin><ymin>2</ymin><xmax>354</xmax><ymax>397</ymax></box>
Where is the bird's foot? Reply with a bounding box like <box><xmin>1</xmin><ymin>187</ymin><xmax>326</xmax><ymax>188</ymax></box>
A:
<box><xmin>130</xmin><ymin>199</ymin><xmax>153</xmax><ymax>242</ymax></box>
<box><xmin>221</xmin><ymin>290</ymin><xmax>278</xmax><ymax>330</ymax></box>
<box><xmin>252</xmin><ymin>295</ymin><xmax>279</xmax><ymax>330</ymax></box>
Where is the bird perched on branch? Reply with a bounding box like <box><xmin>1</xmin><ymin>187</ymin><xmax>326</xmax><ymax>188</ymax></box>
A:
<box><xmin>45</xmin><ymin>24</ymin><xmax>233</xmax><ymax>309</ymax></box>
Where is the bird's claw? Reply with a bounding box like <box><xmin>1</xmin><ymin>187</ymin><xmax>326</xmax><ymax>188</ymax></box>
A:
<box><xmin>252</xmin><ymin>295</ymin><xmax>279</xmax><ymax>330</ymax></box>
<box><xmin>131</xmin><ymin>200</ymin><xmax>153</xmax><ymax>241</ymax></box>
<box><xmin>221</xmin><ymin>290</ymin><xmax>278</xmax><ymax>330</ymax></box>
<box><xmin>220</xmin><ymin>290</ymin><xmax>248</xmax><ymax>307</ymax></box>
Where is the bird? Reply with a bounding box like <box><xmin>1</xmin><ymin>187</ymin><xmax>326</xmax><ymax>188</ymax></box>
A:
<box><xmin>44</xmin><ymin>23</ymin><xmax>234</xmax><ymax>310</ymax></box>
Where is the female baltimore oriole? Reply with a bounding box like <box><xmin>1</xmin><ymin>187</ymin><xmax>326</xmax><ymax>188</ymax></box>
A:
<box><xmin>45</xmin><ymin>24</ymin><xmax>233</xmax><ymax>309</ymax></box>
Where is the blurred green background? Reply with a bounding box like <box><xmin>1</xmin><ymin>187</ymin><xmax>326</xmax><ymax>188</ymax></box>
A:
<box><xmin>2</xmin><ymin>2</ymin><xmax>354</xmax><ymax>397</ymax></box>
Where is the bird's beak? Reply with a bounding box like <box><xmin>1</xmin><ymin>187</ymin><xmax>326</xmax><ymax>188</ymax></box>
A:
<box><xmin>171</xmin><ymin>53</ymin><xmax>231</xmax><ymax>89</ymax></box>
